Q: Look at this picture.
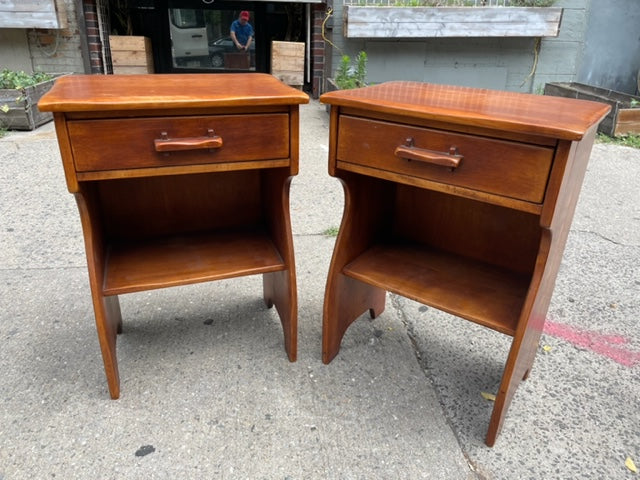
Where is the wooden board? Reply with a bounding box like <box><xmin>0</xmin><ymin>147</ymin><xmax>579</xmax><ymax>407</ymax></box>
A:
<box><xmin>0</xmin><ymin>0</ymin><xmax>67</xmax><ymax>29</ymax></box>
<box><xmin>616</xmin><ymin>109</ymin><xmax>640</xmax><ymax>136</ymax></box>
<box><xmin>344</xmin><ymin>6</ymin><xmax>562</xmax><ymax>38</ymax></box>
<box><xmin>103</xmin><ymin>230</ymin><xmax>286</xmax><ymax>295</ymax></box>
<box><xmin>109</xmin><ymin>36</ymin><xmax>154</xmax><ymax>74</ymax></box>
<box><xmin>343</xmin><ymin>243</ymin><xmax>528</xmax><ymax>335</ymax></box>
<box><xmin>109</xmin><ymin>35</ymin><xmax>148</xmax><ymax>50</ymax></box>
<box><xmin>271</xmin><ymin>41</ymin><xmax>305</xmax><ymax>87</ymax></box>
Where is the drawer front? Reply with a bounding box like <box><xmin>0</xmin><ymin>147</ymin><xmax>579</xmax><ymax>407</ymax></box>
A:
<box><xmin>337</xmin><ymin>116</ymin><xmax>554</xmax><ymax>203</ymax></box>
<box><xmin>68</xmin><ymin>114</ymin><xmax>290</xmax><ymax>172</ymax></box>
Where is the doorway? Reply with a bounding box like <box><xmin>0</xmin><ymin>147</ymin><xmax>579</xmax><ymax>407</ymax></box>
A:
<box><xmin>112</xmin><ymin>0</ymin><xmax>306</xmax><ymax>77</ymax></box>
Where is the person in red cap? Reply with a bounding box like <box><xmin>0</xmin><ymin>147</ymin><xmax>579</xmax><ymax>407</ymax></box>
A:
<box><xmin>230</xmin><ymin>11</ymin><xmax>254</xmax><ymax>52</ymax></box>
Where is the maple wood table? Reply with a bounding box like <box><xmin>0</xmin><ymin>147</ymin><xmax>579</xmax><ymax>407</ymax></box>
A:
<box><xmin>39</xmin><ymin>74</ymin><xmax>308</xmax><ymax>399</ymax></box>
<box><xmin>320</xmin><ymin>81</ymin><xmax>609</xmax><ymax>446</ymax></box>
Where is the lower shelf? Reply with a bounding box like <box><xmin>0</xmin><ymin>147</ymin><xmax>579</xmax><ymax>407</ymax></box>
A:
<box><xmin>103</xmin><ymin>229</ymin><xmax>286</xmax><ymax>295</ymax></box>
<box><xmin>342</xmin><ymin>243</ymin><xmax>531</xmax><ymax>336</ymax></box>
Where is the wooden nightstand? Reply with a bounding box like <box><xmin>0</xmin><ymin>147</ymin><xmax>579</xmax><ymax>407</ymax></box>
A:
<box><xmin>39</xmin><ymin>74</ymin><xmax>308</xmax><ymax>399</ymax></box>
<box><xmin>320</xmin><ymin>81</ymin><xmax>609</xmax><ymax>445</ymax></box>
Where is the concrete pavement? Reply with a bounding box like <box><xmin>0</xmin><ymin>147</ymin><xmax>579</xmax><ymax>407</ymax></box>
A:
<box><xmin>1</xmin><ymin>99</ymin><xmax>638</xmax><ymax>479</ymax></box>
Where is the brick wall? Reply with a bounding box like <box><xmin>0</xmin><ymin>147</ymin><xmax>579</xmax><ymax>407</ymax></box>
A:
<box><xmin>27</xmin><ymin>0</ymin><xmax>86</xmax><ymax>74</ymax></box>
<box><xmin>311</xmin><ymin>4</ymin><xmax>326</xmax><ymax>98</ymax></box>
<box><xmin>83</xmin><ymin>0</ymin><xmax>105</xmax><ymax>73</ymax></box>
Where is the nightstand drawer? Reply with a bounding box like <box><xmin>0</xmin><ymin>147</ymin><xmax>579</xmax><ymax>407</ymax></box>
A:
<box><xmin>68</xmin><ymin>113</ymin><xmax>290</xmax><ymax>172</ymax></box>
<box><xmin>336</xmin><ymin>116</ymin><xmax>554</xmax><ymax>203</ymax></box>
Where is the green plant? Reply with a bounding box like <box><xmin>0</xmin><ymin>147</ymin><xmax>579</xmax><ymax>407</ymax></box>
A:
<box><xmin>507</xmin><ymin>0</ymin><xmax>555</xmax><ymax>6</ymax></box>
<box><xmin>1</xmin><ymin>69</ymin><xmax>56</xmax><ymax>130</ymax></box>
<box><xmin>335</xmin><ymin>51</ymin><xmax>368</xmax><ymax>90</ymax></box>
<box><xmin>322</xmin><ymin>226</ymin><xmax>340</xmax><ymax>237</ymax></box>
<box><xmin>0</xmin><ymin>69</ymin><xmax>53</xmax><ymax>89</ymax></box>
<box><xmin>597</xmin><ymin>132</ymin><xmax>640</xmax><ymax>149</ymax></box>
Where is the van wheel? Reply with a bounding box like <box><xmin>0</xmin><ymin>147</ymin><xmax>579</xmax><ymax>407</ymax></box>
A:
<box><xmin>211</xmin><ymin>53</ymin><xmax>224</xmax><ymax>68</ymax></box>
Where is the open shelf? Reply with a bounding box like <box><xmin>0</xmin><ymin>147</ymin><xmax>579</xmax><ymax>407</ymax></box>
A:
<box><xmin>342</xmin><ymin>243</ymin><xmax>531</xmax><ymax>336</ymax></box>
<box><xmin>103</xmin><ymin>229</ymin><xmax>285</xmax><ymax>295</ymax></box>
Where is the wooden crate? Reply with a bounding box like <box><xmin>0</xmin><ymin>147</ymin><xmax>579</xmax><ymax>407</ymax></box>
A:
<box><xmin>1</xmin><ymin>74</ymin><xmax>65</xmax><ymax>130</ymax></box>
<box><xmin>544</xmin><ymin>82</ymin><xmax>640</xmax><ymax>137</ymax></box>
<box><xmin>271</xmin><ymin>41</ymin><xmax>305</xmax><ymax>87</ymax></box>
<box><xmin>109</xmin><ymin>36</ymin><xmax>154</xmax><ymax>74</ymax></box>
<box><xmin>224</xmin><ymin>52</ymin><xmax>250</xmax><ymax>70</ymax></box>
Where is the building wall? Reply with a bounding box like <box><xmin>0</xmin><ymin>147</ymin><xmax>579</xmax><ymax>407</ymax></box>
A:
<box><xmin>83</xmin><ymin>0</ymin><xmax>105</xmax><ymax>73</ymax></box>
<box><xmin>0</xmin><ymin>0</ymin><xmax>86</xmax><ymax>74</ymax></box>
<box><xmin>0</xmin><ymin>1</ymin><xmax>327</xmax><ymax>98</ymax></box>
<box><xmin>0</xmin><ymin>29</ymin><xmax>32</xmax><ymax>71</ymax></box>
<box><xmin>324</xmin><ymin>0</ymin><xmax>592</xmax><ymax>94</ymax></box>
<box><xmin>577</xmin><ymin>0</ymin><xmax>640</xmax><ymax>94</ymax></box>
<box><xmin>26</xmin><ymin>0</ymin><xmax>87</xmax><ymax>74</ymax></box>
<box><xmin>311</xmin><ymin>4</ymin><xmax>326</xmax><ymax>97</ymax></box>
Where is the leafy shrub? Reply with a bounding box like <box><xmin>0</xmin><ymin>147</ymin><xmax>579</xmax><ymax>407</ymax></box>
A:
<box><xmin>335</xmin><ymin>51</ymin><xmax>368</xmax><ymax>90</ymax></box>
<box><xmin>0</xmin><ymin>69</ymin><xmax>53</xmax><ymax>89</ymax></box>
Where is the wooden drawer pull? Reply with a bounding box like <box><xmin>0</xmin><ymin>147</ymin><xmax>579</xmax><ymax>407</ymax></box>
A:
<box><xmin>154</xmin><ymin>129</ymin><xmax>223</xmax><ymax>152</ymax></box>
<box><xmin>394</xmin><ymin>137</ymin><xmax>463</xmax><ymax>170</ymax></box>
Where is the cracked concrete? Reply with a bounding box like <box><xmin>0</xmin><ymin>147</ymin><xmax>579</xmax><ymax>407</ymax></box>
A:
<box><xmin>1</xmin><ymin>100</ymin><xmax>473</xmax><ymax>479</ymax></box>
<box><xmin>572</xmin><ymin>228</ymin><xmax>639</xmax><ymax>247</ymax></box>
<box><xmin>397</xmin><ymin>141</ymin><xmax>640</xmax><ymax>479</ymax></box>
<box><xmin>1</xmin><ymin>99</ymin><xmax>638</xmax><ymax>479</ymax></box>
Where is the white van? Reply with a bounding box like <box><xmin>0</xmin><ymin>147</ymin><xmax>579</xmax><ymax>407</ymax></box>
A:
<box><xmin>169</xmin><ymin>9</ymin><xmax>209</xmax><ymax>67</ymax></box>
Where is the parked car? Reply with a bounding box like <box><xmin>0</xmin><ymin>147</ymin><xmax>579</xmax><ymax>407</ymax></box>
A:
<box><xmin>208</xmin><ymin>36</ymin><xmax>255</xmax><ymax>68</ymax></box>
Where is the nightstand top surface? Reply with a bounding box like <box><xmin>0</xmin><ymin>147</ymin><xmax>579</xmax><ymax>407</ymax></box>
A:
<box><xmin>39</xmin><ymin>73</ymin><xmax>309</xmax><ymax>112</ymax></box>
<box><xmin>321</xmin><ymin>81</ymin><xmax>610</xmax><ymax>141</ymax></box>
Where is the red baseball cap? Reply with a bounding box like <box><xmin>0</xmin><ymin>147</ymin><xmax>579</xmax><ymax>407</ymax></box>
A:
<box><xmin>240</xmin><ymin>11</ymin><xmax>250</xmax><ymax>20</ymax></box>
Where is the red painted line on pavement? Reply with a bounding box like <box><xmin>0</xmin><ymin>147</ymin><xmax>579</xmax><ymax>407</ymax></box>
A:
<box><xmin>543</xmin><ymin>320</ymin><xmax>640</xmax><ymax>367</ymax></box>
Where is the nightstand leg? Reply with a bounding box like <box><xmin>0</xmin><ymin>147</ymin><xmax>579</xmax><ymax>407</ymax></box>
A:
<box><xmin>262</xmin><ymin>169</ymin><xmax>297</xmax><ymax>362</ymax></box>
<box><xmin>263</xmin><ymin>270</ymin><xmax>297</xmax><ymax>362</ymax></box>
<box><xmin>486</xmin><ymin>323</ymin><xmax>544</xmax><ymax>446</ymax></box>
<box><xmin>322</xmin><ymin>173</ymin><xmax>392</xmax><ymax>364</ymax></box>
<box><xmin>323</xmin><ymin>274</ymin><xmax>386</xmax><ymax>364</ymax></box>
<box><xmin>486</xmin><ymin>228</ymin><xmax>555</xmax><ymax>446</ymax></box>
<box><xmin>92</xmin><ymin>294</ymin><xmax>122</xmax><ymax>399</ymax></box>
<box><xmin>76</xmin><ymin>188</ymin><xmax>122</xmax><ymax>399</ymax></box>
